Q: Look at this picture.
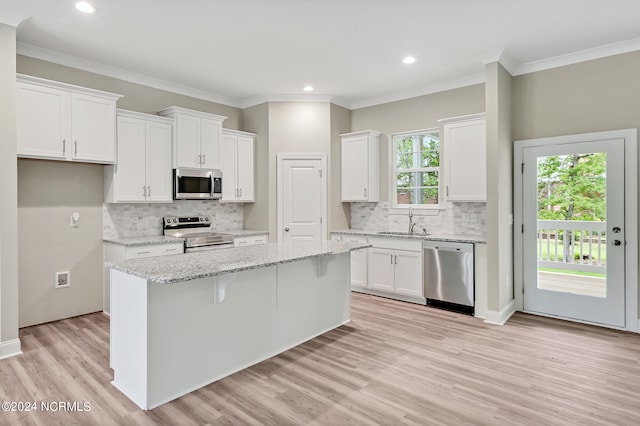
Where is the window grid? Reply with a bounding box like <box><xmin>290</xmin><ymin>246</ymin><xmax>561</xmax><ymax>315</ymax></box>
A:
<box><xmin>392</xmin><ymin>130</ymin><xmax>440</xmax><ymax>207</ymax></box>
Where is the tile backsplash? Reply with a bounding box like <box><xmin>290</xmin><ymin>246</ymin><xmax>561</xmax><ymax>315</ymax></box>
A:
<box><xmin>350</xmin><ymin>201</ymin><xmax>486</xmax><ymax>237</ymax></box>
<box><xmin>103</xmin><ymin>201</ymin><xmax>243</xmax><ymax>239</ymax></box>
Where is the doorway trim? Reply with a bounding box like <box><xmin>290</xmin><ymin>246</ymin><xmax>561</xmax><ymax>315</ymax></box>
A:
<box><xmin>276</xmin><ymin>153</ymin><xmax>328</xmax><ymax>244</ymax></box>
<box><xmin>514</xmin><ymin>129</ymin><xmax>638</xmax><ymax>332</ymax></box>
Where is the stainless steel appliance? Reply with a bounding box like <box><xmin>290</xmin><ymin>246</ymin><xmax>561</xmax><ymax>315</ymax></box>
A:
<box><xmin>423</xmin><ymin>240</ymin><xmax>474</xmax><ymax>314</ymax></box>
<box><xmin>163</xmin><ymin>215</ymin><xmax>233</xmax><ymax>252</ymax></box>
<box><xmin>174</xmin><ymin>168</ymin><xmax>222</xmax><ymax>200</ymax></box>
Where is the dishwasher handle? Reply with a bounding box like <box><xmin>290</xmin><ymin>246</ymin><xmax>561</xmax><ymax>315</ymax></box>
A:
<box><xmin>423</xmin><ymin>241</ymin><xmax>473</xmax><ymax>253</ymax></box>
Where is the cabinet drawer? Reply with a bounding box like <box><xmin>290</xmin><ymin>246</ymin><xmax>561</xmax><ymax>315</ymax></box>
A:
<box><xmin>330</xmin><ymin>234</ymin><xmax>342</xmax><ymax>242</ymax></box>
<box><xmin>125</xmin><ymin>243</ymin><xmax>184</xmax><ymax>259</ymax></box>
<box><xmin>369</xmin><ymin>237</ymin><xmax>422</xmax><ymax>252</ymax></box>
<box><xmin>341</xmin><ymin>235</ymin><xmax>368</xmax><ymax>244</ymax></box>
<box><xmin>234</xmin><ymin>235</ymin><xmax>268</xmax><ymax>247</ymax></box>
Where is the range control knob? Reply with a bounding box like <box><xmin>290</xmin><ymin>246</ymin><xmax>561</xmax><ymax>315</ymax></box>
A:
<box><xmin>204</xmin><ymin>217</ymin><xmax>210</xmax><ymax>222</ymax></box>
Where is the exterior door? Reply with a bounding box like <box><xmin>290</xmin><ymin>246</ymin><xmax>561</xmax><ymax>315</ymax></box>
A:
<box><xmin>521</xmin><ymin>138</ymin><xmax>626</xmax><ymax>327</ymax></box>
<box><xmin>278</xmin><ymin>156</ymin><xmax>327</xmax><ymax>243</ymax></box>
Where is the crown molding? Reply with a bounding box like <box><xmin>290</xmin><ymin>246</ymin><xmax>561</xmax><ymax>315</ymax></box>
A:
<box><xmin>0</xmin><ymin>13</ymin><xmax>29</xmax><ymax>28</ymax></box>
<box><xmin>513</xmin><ymin>36</ymin><xmax>640</xmax><ymax>76</ymax></box>
<box><xmin>240</xmin><ymin>94</ymin><xmax>352</xmax><ymax>109</ymax></box>
<box><xmin>16</xmin><ymin>42</ymin><xmax>243</xmax><ymax>108</ymax></box>
<box><xmin>482</xmin><ymin>47</ymin><xmax>518</xmax><ymax>75</ymax></box>
<box><xmin>350</xmin><ymin>72</ymin><xmax>486</xmax><ymax>110</ymax></box>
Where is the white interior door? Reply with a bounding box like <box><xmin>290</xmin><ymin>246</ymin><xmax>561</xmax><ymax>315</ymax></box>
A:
<box><xmin>278</xmin><ymin>155</ymin><xmax>327</xmax><ymax>243</ymax></box>
<box><xmin>522</xmin><ymin>138</ymin><xmax>626</xmax><ymax>327</ymax></box>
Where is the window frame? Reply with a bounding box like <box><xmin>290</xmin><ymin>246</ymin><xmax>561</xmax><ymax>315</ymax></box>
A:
<box><xmin>389</xmin><ymin>128</ymin><xmax>442</xmax><ymax>212</ymax></box>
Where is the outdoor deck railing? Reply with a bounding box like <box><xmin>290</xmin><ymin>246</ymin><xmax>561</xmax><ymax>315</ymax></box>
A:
<box><xmin>537</xmin><ymin>220</ymin><xmax>607</xmax><ymax>274</ymax></box>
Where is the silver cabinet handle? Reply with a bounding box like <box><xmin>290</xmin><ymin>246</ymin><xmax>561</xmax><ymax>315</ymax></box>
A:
<box><xmin>239</xmin><ymin>188</ymin><xmax>242</xmax><ymax>197</ymax></box>
<box><xmin>136</xmin><ymin>251</ymin><xmax>151</xmax><ymax>255</ymax></box>
<box><xmin>235</xmin><ymin>188</ymin><xmax>238</xmax><ymax>198</ymax></box>
<box><xmin>202</xmin><ymin>154</ymin><xmax>206</xmax><ymax>165</ymax></box>
<box><xmin>446</xmin><ymin>186</ymin><xmax>449</xmax><ymax>196</ymax></box>
<box><xmin>147</xmin><ymin>186</ymin><xmax>151</xmax><ymax>197</ymax></box>
<box><xmin>394</xmin><ymin>255</ymin><xmax>397</xmax><ymax>264</ymax></box>
<box><xmin>74</xmin><ymin>141</ymin><xmax>78</xmax><ymax>156</ymax></box>
<box><xmin>364</xmin><ymin>188</ymin><xmax>367</xmax><ymax>198</ymax></box>
<box><xmin>390</xmin><ymin>254</ymin><xmax>393</xmax><ymax>264</ymax></box>
<box><xmin>142</xmin><ymin>185</ymin><xmax>147</xmax><ymax>198</ymax></box>
<box><xmin>62</xmin><ymin>139</ymin><xmax>66</xmax><ymax>155</ymax></box>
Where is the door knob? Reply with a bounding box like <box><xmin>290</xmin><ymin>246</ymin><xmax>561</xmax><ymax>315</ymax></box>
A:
<box><xmin>612</xmin><ymin>240</ymin><xmax>622</xmax><ymax>246</ymax></box>
<box><xmin>612</xmin><ymin>226</ymin><xmax>621</xmax><ymax>233</ymax></box>
<box><xmin>285</xmin><ymin>227</ymin><xmax>290</xmax><ymax>232</ymax></box>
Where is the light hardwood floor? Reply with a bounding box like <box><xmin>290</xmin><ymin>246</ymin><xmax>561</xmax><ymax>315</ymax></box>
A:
<box><xmin>1</xmin><ymin>292</ymin><xmax>639</xmax><ymax>425</ymax></box>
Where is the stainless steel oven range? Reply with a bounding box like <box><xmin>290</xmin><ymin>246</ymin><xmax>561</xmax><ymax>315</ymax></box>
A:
<box><xmin>163</xmin><ymin>215</ymin><xmax>234</xmax><ymax>252</ymax></box>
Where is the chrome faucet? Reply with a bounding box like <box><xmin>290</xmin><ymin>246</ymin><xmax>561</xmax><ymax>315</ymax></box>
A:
<box><xmin>408</xmin><ymin>206</ymin><xmax>416</xmax><ymax>234</ymax></box>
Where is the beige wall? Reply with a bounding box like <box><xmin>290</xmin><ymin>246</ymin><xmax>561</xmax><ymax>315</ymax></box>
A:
<box><xmin>17</xmin><ymin>55</ymin><xmax>243</xmax><ymax>129</ymax></box>
<box><xmin>267</xmin><ymin>102</ymin><xmax>332</xmax><ymax>239</ymax></box>
<box><xmin>0</xmin><ymin>24</ymin><xmax>19</xmax><ymax>344</ymax></box>
<box><xmin>330</xmin><ymin>104</ymin><xmax>352</xmax><ymax>231</ymax></box>
<box><xmin>485</xmin><ymin>62</ymin><xmax>513</xmax><ymax>312</ymax></box>
<box><xmin>351</xmin><ymin>84</ymin><xmax>485</xmax><ymax>200</ymax></box>
<box><xmin>242</xmin><ymin>103</ymin><xmax>270</xmax><ymax>233</ymax></box>
<box><xmin>18</xmin><ymin>160</ymin><xmax>104</xmax><ymax>327</ymax></box>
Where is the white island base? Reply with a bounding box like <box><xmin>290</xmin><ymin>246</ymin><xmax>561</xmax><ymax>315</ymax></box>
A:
<box><xmin>110</xmin><ymin>253</ymin><xmax>350</xmax><ymax>410</ymax></box>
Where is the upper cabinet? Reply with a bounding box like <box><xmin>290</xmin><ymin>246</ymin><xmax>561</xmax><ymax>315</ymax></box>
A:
<box><xmin>220</xmin><ymin>129</ymin><xmax>256</xmax><ymax>202</ymax></box>
<box><xmin>105</xmin><ymin>110</ymin><xmax>173</xmax><ymax>203</ymax></box>
<box><xmin>340</xmin><ymin>130</ymin><xmax>381</xmax><ymax>202</ymax></box>
<box><xmin>16</xmin><ymin>74</ymin><xmax>122</xmax><ymax>164</ymax></box>
<box><xmin>440</xmin><ymin>113</ymin><xmax>486</xmax><ymax>202</ymax></box>
<box><xmin>158</xmin><ymin>106</ymin><xmax>226</xmax><ymax>169</ymax></box>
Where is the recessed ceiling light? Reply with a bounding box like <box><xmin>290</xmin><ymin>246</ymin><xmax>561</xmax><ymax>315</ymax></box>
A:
<box><xmin>76</xmin><ymin>1</ymin><xmax>95</xmax><ymax>14</ymax></box>
<box><xmin>402</xmin><ymin>56</ymin><xmax>416</xmax><ymax>64</ymax></box>
<box><xmin>303</xmin><ymin>85</ymin><xmax>314</xmax><ymax>92</ymax></box>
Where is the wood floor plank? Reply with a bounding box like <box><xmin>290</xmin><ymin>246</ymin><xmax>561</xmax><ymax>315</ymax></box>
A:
<box><xmin>1</xmin><ymin>293</ymin><xmax>639</xmax><ymax>425</ymax></box>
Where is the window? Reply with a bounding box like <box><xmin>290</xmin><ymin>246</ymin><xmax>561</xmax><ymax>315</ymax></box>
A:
<box><xmin>391</xmin><ymin>129</ymin><xmax>440</xmax><ymax>208</ymax></box>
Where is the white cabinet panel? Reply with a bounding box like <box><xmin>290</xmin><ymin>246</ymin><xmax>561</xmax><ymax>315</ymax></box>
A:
<box><xmin>16</xmin><ymin>75</ymin><xmax>121</xmax><ymax>164</ymax></box>
<box><xmin>158</xmin><ymin>106</ymin><xmax>226</xmax><ymax>169</ymax></box>
<box><xmin>367</xmin><ymin>237</ymin><xmax>424</xmax><ymax>298</ymax></box>
<box><xmin>16</xmin><ymin>82</ymin><xmax>68</xmax><ymax>159</ymax></box>
<box><xmin>340</xmin><ymin>130</ymin><xmax>381</xmax><ymax>202</ymax></box>
<box><xmin>394</xmin><ymin>249</ymin><xmax>423</xmax><ymax>297</ymax></box>
<box><xmin>234</xmin><ymin>235</ymin><xmax>268</xmax><ymax>247</ymax></box>
<box><xmin>221</xmin><ymin>129</ymin><xmax>256</xmax><ymax>202</ymax></box>
<box><xmin>105</xmin><ymin>110</ymin><xmax>173</xmax><ymax>203</ymax></box>
<box><xmin>71</xmin><ymin>93</ymin><xmax>117</xmax><ymax>163</ymax></box>
<box><xmin>368</xmin><ymin>248</ymin><xmax>395</xmax><ymax>292</ymax></box>
<box><xmin>441</xmin><ymin>113</ymin><xmax>486</xmax><ymax>202</ymax></box>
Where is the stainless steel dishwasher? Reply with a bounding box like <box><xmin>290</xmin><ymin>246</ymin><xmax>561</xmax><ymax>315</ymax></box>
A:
<box><xmin>423</xmin><ymin>240</ymin><xmax>474</xmax><ymax>314</ymax></box>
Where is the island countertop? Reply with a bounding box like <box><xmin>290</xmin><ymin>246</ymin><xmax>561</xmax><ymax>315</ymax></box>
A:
<box><xmin>109</xmin><ymin>240</ymin><xmax>370</xmax><ymax>284</ymax></box>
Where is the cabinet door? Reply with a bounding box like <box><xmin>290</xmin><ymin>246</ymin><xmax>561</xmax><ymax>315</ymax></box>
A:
<box><xmin>343</xmin><ymin>235</ymin><xmax>368</xmax><ymax>288</ymax></box>
<box><xmin>341</xmin><ymin>136</ymin><xmax>369</xmax><ymax>201</ymax></box>
<box><xmin>444</xmin><ymin>119</ymin><xmax>486</xmax><ymax>201</ymax></box>
<box><xmin>16</xmin><ymin>82</ymin><xmax>69</xmax><ymax>160</ymax></box>
<box><xmin>236</xmin><ymin>136</ymin><xmax>254</xmax><ymax>201</ymax></box>
<box><xmin>145</xmin><ymin>121</ymin><xmax>173</xmax><ymax>202</ymax></box>
<box><xmin>219</xmin><ymin>133</ymin><xmax>237</xmax><ymax>201</ymax></box>
<box><xmin>394</xmin><ymin>249</ymin><xmax>423</xmax><ymax>297</ymax></box>
<box><xmin>115</xmin><ymin>116</ymin><xmax>147</xmax><ymax>201</ymax></box>
<box><xmin>367</xmin><ymin>248</ymin><xmax>395</xmax><ymax>292</ymax></box>
<box><xmin>71</xmin><ymin>93</ymin><xmax>116</xmax><ymax>163</ymax></box>
<box><xmin>200</xmin><ymin>118</ymin><xmax>221</xmax><ymax>168</ymax></box>
<box><xmin>175</xmin><ymin>114</ymin><xmax>201</xmax><ymax>168</ymax></box>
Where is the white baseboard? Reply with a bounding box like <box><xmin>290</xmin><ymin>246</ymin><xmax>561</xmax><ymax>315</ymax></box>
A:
<box><xmin>0</xmin><ymin>338</ymin><xmax>22</xmax><ymax>361</ymax></box>
<box><xmin>484</xmin><ymin>300</ymin><xmax>516</xmax><ymax>326</ymax></box>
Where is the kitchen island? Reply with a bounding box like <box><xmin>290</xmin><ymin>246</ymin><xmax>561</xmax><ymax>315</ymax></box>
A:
<box><xmin>108</xmin><ymin>240</ymin><xmax>369</xmax><ymax>410</ymax></box>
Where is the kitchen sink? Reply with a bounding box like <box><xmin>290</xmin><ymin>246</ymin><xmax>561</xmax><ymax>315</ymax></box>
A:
<box><xmin>377</xmin><ymin>231</ymin><xmax>429</xmax><ymax>236</ymax></box>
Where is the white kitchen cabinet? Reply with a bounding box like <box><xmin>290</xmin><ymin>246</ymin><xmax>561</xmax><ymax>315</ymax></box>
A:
<box><xmin>16</xmin><ymin>74</ymin><xmax>122</xmax><ymax>163</ymax></box>
<box><xmin>221</xmin><ymin>129</ymin><xmax>256</xmax><ymax>202</ymax></box>
<box><xmin>103</xmin><ymin>241</ymin><xmax>183</xmax><ymax>315</ymax></box>
<box><xmin>340</xmin><ymin>130</ymin><xmax>381</xmax><ymax>202</ymax></box>
<box><xmin>367</xmin><ymin>237</ymin><xmax>423</xmax><ymax>298</ymax></box>
<box><xmin>158</xmin><ymin>106</ymin><xmax>226</xmax><ymax>169</ymax></box>
<box><xmin>440</xmin><ymin>113</ymin><xmax>486</xmax><ymax>202</ymax></box>
<box><xmin>331</xmin><ymin>233</ymin><xmax>369</xmax><ymax>289</ymax></box>
<box><xmin>105</xmin><ymin>110</ymin><xmax>173</xmax><ymax>203</ymax></box>
<box><xmin>234</xmin><ymin>234</ymin><xmax>268</xmax><ymax>247</ymax></box>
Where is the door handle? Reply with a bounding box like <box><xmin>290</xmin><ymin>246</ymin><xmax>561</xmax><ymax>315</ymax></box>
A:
<box><xmin>285</xmin><ymin>227</ymin><xmax>290</xmax><ymax>232</ymax></box>
<box><xmin>612</xmin><ymin>240</ymin><xmax>622</xmax><ymax>246</ymax></box>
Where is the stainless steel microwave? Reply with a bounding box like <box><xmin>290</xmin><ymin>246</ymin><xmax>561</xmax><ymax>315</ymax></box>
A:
<box><xmin>174</xmin><ymin>168</ymin><xmax>222</xmax><ymax>200</ymax></box>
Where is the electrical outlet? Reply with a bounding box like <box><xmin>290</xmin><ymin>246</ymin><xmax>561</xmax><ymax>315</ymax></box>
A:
<box><xmin>55</xmin><ymin>271</ymin><xmax>70</xmax><ymax>288</ymax></box>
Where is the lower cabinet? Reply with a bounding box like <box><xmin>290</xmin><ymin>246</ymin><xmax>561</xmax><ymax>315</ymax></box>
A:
<box><xmin>234</xmin><ymin>234</ymin><xmax>268</xmax><ymax>247</ymax></box>
<box><xmin>103</xmin><ymin>241</ymin><xmax>184</xmax><ymax>315</ymax></box>
<box><xmin>368</xmin><ymin>246</ymin><xmax>423</xmax><ymax>297</ymax></box>
<box><xmin>331</xmin><ymin>233</ymin><xmax>423</xmax><ymax>300</ymax></box>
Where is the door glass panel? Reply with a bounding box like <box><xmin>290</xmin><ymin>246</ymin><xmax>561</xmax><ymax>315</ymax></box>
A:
<box><xmin>536</xmin><ymin>152</ymin><xmax>607</xmax><ymax>298</ymax></box>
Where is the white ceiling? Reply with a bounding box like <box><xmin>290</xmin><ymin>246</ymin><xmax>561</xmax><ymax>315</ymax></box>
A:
<box><xmin>3</xmin><ymin>0</ymin><xmax>640</xmax><ymax>109</ymax></box>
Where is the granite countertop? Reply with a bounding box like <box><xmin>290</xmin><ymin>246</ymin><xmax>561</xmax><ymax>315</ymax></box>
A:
<box><xmin>109</xmin><ymin>240</ymin><xmax>370</xmax><ymax>284</ymax></box>
<box><xmin>331</xmin><ymin>229</ymin><xmax>486</xmax><ymax>244</ymax></box>
<box><xmin>103</xmin><ymin>236</ymin><xmax>185</xmax><ymax>247</ymax></box>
